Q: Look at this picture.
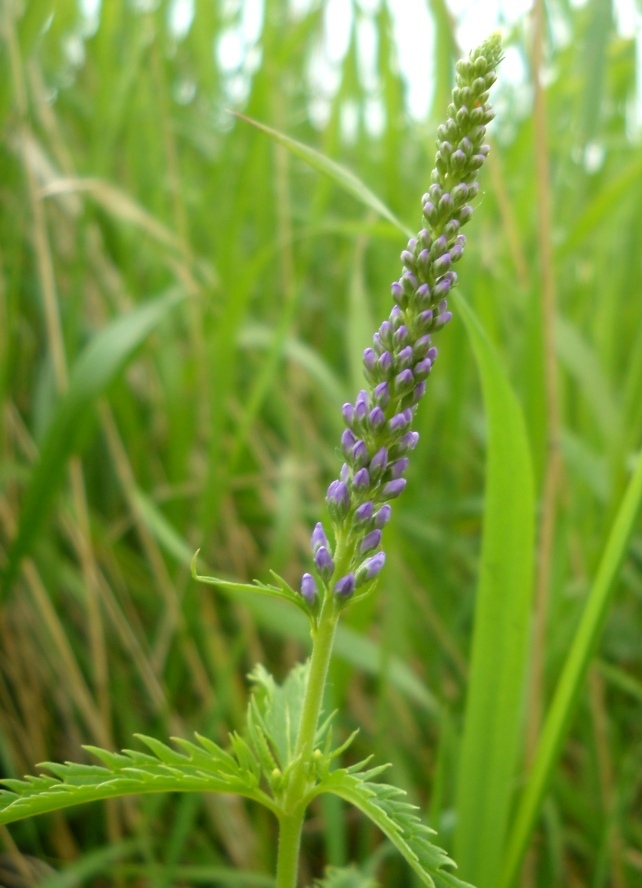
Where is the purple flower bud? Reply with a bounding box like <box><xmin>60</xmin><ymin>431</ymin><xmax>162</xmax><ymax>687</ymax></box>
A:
<box><xmin>418</xmin><ymin>310</ymin><xmax>434</xmax><ymax>328</ymax></box>
<box><xmin>360</xmin><ymin>529</ymin><xmax>382</xmax><ymax>554</ymax></box>
<box><xmin>452</xmin><ymin>183</ymin><xmax>468</xmax><ymax>206</ymax></box>
<box><xmin>393</xmin><ymin>325</ymin><xmax>409</xmax><ymax>347</ymax></box>
<box><xmin>383</xmin><ymin>478</ymin><xmax>407</xmax><ymax>498</ymax></box>
<box><xmin>417</xmin><ymin>248</ymin><xmax>430</xmax><ymax>276</ymax></box>
<box><xmin>373</xmin><ymin>380</ymin><xmax>390</xmax><ymax>407</ymax></box>
<box><xmin>435</xmin><ymin>311</ymin><xmax>453</xmax><ymax>329</ymax></box>
<box><xmin>415</xmin><ymin>283</ymin><xmax>431</xmax><ymax>306</ymax></box>
<box><xmin>342</xmin><ymin>428</ymin><xmax>357</xmax><ymax>455</ymax></box>
<box><xmin>352</xmin><ymin>439</ymin><xmax>369</xmax><ymax>467</ymax></box>
<box><xmin>433</xmin><ymin>278</ymin><xmax>452</xmax><ymax>299</ymax></box>
<box><xmin>379</xmin><ymin>321</ymin><xmax>393</xmax><ymax>347</ymax></box>
<box><xmin>395</xmin><ymin>369</ymin><xmax>414</xmax><ymax>393</ymax></box>
<box><xmin>414</xmin><ymin>334</ymin><xmax>432</xmax><ymax>357</ymax></box>
<box><xmin>356</xmin><ymin>551</ymin><xmax>386</xmax><ymax>585</ymax></box>
<box><xmin>397</xmin><ymin>345</ymin><xmax>414</xmax><ymax>370</ymax></box>
<box><xmin>467</xmin><ymin>180</ymin><xmax>480</xmax><ymax>199</ymax></box>
<box><xmin>334</xmin><ymin>573</ymin><xmax>355</xmax><ymax>599</ymax></box>
<box><xmin>363</xmin><ymin>348</ymin><xmax>377</xmax><ymax>373</ymax></box>
<box><xmin>340</xmin><ymin>463</ymin><xmax>350</xmax><ymax>482</ymax></box>
<box><xmin>422</xmin><ymin>201</ymin><xmax>437</xmax><ymax>222</ymax></box>
<box><xmin>414</xmin><ymin>357</ymin><xmax>433</xmax><ymax>380</ymax></box>
<box><xmin>450</xmin><ymin>243</ymin><xmax>463</xmax><ymax>262</ymax></box>
<box><xmin>355</xmin><ymin>399</ymin><xmax>368</xmax><ymax>421</ymax></box>
<box><xmin>430</xmin><ymin>235</ymin><xmax>448</xmax><ymax>259</ymax></box>
<box><xmin>407</xmin><ymin>237</ymin><xmax>417</xmax><ymax>252</ymax></box>
<box><xmin>456</xmin><ymin>233</ymin><xmax>466</xmax><ymax>248</ymax></box>
<box><xmin>458</xmin><ymin>136</ymin><xmax>473</xmax><ymax>156</ymax></box>
<box><xmin>401</xmin><ymin>270</ymin><xmax>418</xmax><ymax>291</ymax></box>
<box><xmin>389</xmin><ymin>412</ymin><xmax>411</xmax><ymax>433</ymax></box>
<box><xmin>445</xmin><ymin>219</ymin><xmax>461</xmax><ymax>238</ymax></box>
<box><xmin>451</xmin><ymin>149</ymin><xmax>466</xmax><ymax>168</ymax></box>
<box><xmin>378</xmin><ymin>352</ymin><xmax>393</xmax><ymax>375</ymax></box>
<box><xmin>470</xmin><ymin>154</ymin><xmax>485</xmax><ymax>170</ymax></box>
<box><xmin>391</xmin><ymin>281</ymin><xmax>406</xmax><ymax>306</ymax></box>
<box><xmin>374</xmin><ymin>504</ymin><xmax>392</xmax><ymax>528</ymax></box>
<box><xmin>397</xmin><ymin>431</ymin><xmax>420</xmax><ymax>453</ymax></box>
<box><xmin>438</xmin><ymin>193</ymin><xmax>452</xmax><ymax>214</ymax></box>
<box><xmin>369</xmin><ymin>406</ymin><xmax>385</xmax><ymax>428</ymax></box>
<box><xmin>412</xmin><ymin>381</ymin><xmax>427</xmax><ymax>403</ymax></box>
<box><xmin>327</xmin><ymin>480</ymin><xmax>350</xmax><ymax>517</ymax></box>
<box><xmin>419</xmin><ymin>228</ymin><xmax>431</xmax><ymax>248</ymax></box>
<box><xmin>342</xmin><ymin>402</ymin><xmax>355</xmax><ymax>428</ymax></box>
<box><xmin>314</xmin><ymin>546</ymin><xmax>334</xmax><ymax>579</ymax></box>
<box><xmin>388</xmin><ymin>458</ymin><xmax>409</xmax><ymax>479</ymax></box>
<box><xmin>311</xmin><ymin>522</ymin><xmax>329</xmax><ymax>554</ymax></box>
<box><xmin>390</xmin><ymin>305</ymin><xmax>404</xmax><ymax>327</ymax></box>
<box><xmin>459</xmin><ymin>205</ymin><xmax>474</xmax><ymax>224</ymax></box>
<box><xmin>353</xmin><ymin>468</ymin><xmax>370</xmax><ymax>490</ymax></box>
<box><xmin>433</xmin><ymin>253</ymin><xmax>452</xmax><ymax>275</ymax></box>
<box><xmin>400</xmin><ymin>250</ymin><xmax>415</xmax><ymax>269</ymax></box>
<box><xmin>355</xmin><ymin>501</ymin><xmax>374</xmax><ymax>523</ymax></box>
<box><xmin>429</xmin><ymin>184</ymin><xmax>443</xmax><ymax>202</ymax></box>
<box><xmin>370</xmin><ymin>446</ymin><xmax>388</xmax><ymax>478</ymax></box>
<box><xmin>300</xmin><ymin>573</ymin><xmax>317</xmax><ymax>604</ymax></box>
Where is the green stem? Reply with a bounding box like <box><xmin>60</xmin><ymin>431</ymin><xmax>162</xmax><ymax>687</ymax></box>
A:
<box><xmin>275</xmin><ymin>583</ymin><xmax>341</xmax><ymax>888</ymax></box>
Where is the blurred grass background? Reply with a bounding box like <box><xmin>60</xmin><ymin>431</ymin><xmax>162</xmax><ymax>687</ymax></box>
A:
<box><xmin>1</xmin><ymin>0</ymin><xmax>641</xmax><ymax>885</ymax></box>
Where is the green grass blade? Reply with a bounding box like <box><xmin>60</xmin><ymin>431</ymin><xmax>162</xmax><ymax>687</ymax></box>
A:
<box><xmin>453</xmin><ymin>292</ymin><xmax>536</xmax><ymax>887</ymax></box>
<box><xmin>500</xmin><ymin>446</ymin><xmax>642</xmax><ymax>888</ymax></box>
<box><xmin>2</xmin><ymin>289</ymin><xmax>186</xmax><ymax>592</ymax></box>
<box><xmin>233</xmin><ymin>112</ymin><xmax>413</xmax><ymax>238</ymax></box>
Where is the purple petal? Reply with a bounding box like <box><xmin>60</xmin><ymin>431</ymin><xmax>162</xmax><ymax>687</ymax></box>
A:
<box><xmin>334</xmin><ymin>573</ymin><xmax>356</xmax><ymax>599</ymax></box>
<box><xmin>342</xmin><ymin>402</ymin><xmax>355</xmax><ymax>427</ymax></box>
<box><xmin>369</xmin><ymin>406</ymin><xmax>385</xmax><ymax>428</ymax></box>
<box><xmin>369</xmin><ymin>446</ymin><xmax>388</xmax><ymax>478</ymax></box>
<box><xmin>300</xmin><ymin>573</ymin><xmax>317</xmax><ymax>604</ymax></box>
<box><xmin>374</xmin><ymin>504</ymin><xmax>392</xmax><ymax>528</ymax></box>
<box><xmin>353</xmin><ymin>468</ymin><xmax>370</xmax><ymax>490</ymax></box>
<box><xmin>397</xmin><ymin>431</ymin><xmax>420</xmax><ymax>453</ymax></box>
<box><xmin>341</xmin><ymin>428</ymin><xmax>357</xmax><ymax>455</ymax></box>
<box><xmin>352</xmin><ymin>439</ymin><xmax>369</xmax><ymax>467</ymax></box>
<box><xmin>360</xmin><ymin>529</ymin><xmax>382</xmax><ymax>554</ymax></box>
<box><xmin>374</xmin><ymin>380</ymin><xmax>390</xmax><ymax>406</ymax></box>
<box><xmin>363</xmin><ymin>348</ymin><xmax>377</xmax><ymax>372</ymax></box>
<box><xmin>311</xmin><ymin>522</ymin><xmax>329</xmax><ymax>554</ymax></box>
<box><xmin>314</xmin><ymin>546</ymin><xmax>335</xmax><ymax>579</ymax></box>
<box><xmin>358</xmin><ymin>551</ymin><xmax>386</xmax><ymax>582</ymax></box>
<box><xmin>388</xmin><ymin>458</ymin><xmax>409</xmax><ymax>480</ymax></box>
<box><xmin>383</xmin><ymin>478</ymin><xmax>407</xmax><ymax>498</ymax></box>
<box><xmin>355</xmin><ymin>501</ymin><xmax>374</xmax><ymax>523</ymax></box>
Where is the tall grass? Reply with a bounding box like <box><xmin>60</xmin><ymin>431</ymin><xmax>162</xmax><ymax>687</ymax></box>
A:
<box><xmin>1</xmin><ymin>1</ymin><xmax>641</xmax><ymax>886</ymax></box>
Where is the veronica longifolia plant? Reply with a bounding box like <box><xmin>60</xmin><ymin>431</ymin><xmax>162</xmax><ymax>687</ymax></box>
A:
<box><xmin>0</xmin><ymin>35</ymin><xmax>502</xmax><ymax>888</ymax></box>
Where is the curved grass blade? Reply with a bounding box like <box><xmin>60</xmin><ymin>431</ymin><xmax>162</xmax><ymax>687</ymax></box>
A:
<box><xmin>452</xmin><ymin>292</ymin><xmax>536</xmax><ymax>887</ymax></box>
<box><xmin>232</xmin><ymin>112</ymin><xmax>413</xmax><ymax>238</ymax></box>
<box><xmin>500</xmin><ymin>447</ymin><xmax>642</xmax><ymax>888</ymax></box>
<box><xmin>2</xmin><ymin>289</ymin><xmax>186</xmax><ymax>594</ymax></box>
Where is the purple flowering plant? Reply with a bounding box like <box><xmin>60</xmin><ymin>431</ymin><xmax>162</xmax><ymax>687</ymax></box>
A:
<box><xmin>0</xmin><ymin>34</ymin><xmax>502</xmax><ymax>888</ymax></box>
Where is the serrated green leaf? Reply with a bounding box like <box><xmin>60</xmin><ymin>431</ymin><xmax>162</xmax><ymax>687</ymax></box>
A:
<box><xmin>311</xmin><ymin>764</ymin><xmax>474</xmax><ymax>888</ymax></box>
<box><xmin>0</xmin><ymin>734</ymin><xmax>278</xmax><ymax>825</ymax></box>
<box><xmin>247</xmin><ymin>662</ymin><xmax>312</xmax><ymax>770</ymax></box>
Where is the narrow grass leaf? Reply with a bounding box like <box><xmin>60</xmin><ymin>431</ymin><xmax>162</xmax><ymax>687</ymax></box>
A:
<box><xmin>2</xmin><ymin>289</ymin><xmax>186</xmax><ymax>593</ymax></box>
<box><xmin>500</xmin><ymin>447</ymin><xmax>642</xmax><ymax>888</ymax></box>
<box><xmin>453</xmin><ymin>292</ymin><xmax>536</xmax><ymax>887</ymax></box>
<box><xmin>232</xmin><ymin>113</ymin><xmax>413</xmax><ymax>238</ymax></box>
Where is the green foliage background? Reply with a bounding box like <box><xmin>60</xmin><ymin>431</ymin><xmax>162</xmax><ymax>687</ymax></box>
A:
<box><xmin>1</xmin><ymin>0</ymin><xmax>641</xmax><ymax>885</ymax></box>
